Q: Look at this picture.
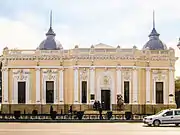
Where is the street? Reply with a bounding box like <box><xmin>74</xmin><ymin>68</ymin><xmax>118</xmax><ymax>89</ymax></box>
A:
<box><xmin>0</xmin><ymin>123</ymin><xmax>179</xmax><ymax>135</ymax></box>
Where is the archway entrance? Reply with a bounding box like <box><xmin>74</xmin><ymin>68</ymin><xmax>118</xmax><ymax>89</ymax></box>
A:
<box><xmin>101</xmin><ymin>90</ymin><xmax>110</xmax><ymax>110</ymax></box>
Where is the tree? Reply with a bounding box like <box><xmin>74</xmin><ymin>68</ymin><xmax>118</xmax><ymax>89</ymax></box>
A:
<box><xmin>175</xmin><ymin>77</ymin><xmax>180</xmax><ymax>91</ymax></box>
<box><xmin>175</xmin><ymin>77</ymin><xmax>180</xmax><ymax>108</ymax></box>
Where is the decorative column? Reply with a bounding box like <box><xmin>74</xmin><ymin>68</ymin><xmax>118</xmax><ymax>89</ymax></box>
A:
<box><xmin>116</xmin><ymin>67</ymin><xmax>122</xmax><ymax>95</ymax></box>
<box><xmin>2</xmin><ymin>68</ymin><xmax>9</xmax><ymax>104</ymax></box>
<box><xmin>13</xmin><ymin>76</ymin><xmax>18</xmax><ymax>104</ymax></box>
<box><xmin>146</xmin><ymin>68</ymin><xmax>151</xmax><ymax>104</ymax></box>
<box><xmin>35</xmin><ymin>68</ymin><xmax>41</xmax><ymax>104</ymax></box>
<box><xmin>169</xmin><ymin>68</ymin><xmax>175</xmax><ymax>104</ymax></box>
<box><xmin>90</xmin><ymin>67</ymin><xmax>95</xmax><ymax>103</ymax></box>
<box><xmin>74</xmin><ymin>67</ymin><xmax>79</xmax><ymax>103</ymax></box>
<box><xmin>26</xmin><ymin>75</ymin><xmax>30</xmax><ymax>104</ymax></box>
<box><xmin>54</xmin><ymin>76</ymin><xmax>58</xmax><ymax>104</ymax></box>
<box><xmin>59</xmin><ymin>68</ymin><xmax>64</xmax><ymax>104</ymax></box>
<box><xmin>133</xmin><ymin>68</ymin><xmax>138</xmax><ymax>103</ymax></box>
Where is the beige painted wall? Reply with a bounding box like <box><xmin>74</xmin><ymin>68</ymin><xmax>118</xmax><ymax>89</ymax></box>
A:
<box><xmin>1</xmin><ymin>47</ymin><xmax>177</xmax><ymax>105</ymax></box>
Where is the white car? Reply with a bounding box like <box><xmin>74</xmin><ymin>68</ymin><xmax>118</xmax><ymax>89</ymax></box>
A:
<box><xmin>143</xmin><ymin>109</ymin><xmax>180</xmax><ymax>127</ymax></box>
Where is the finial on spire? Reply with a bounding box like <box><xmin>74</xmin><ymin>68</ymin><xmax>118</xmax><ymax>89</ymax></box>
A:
<box><xmin>148</xmin><ymin>10</ymin><xmax>159</xmax><ymax>37</ymax></box>
<box><xmin>153</xmin><ymin>10</ymin><xmax>155</xmax><ymax>29</ymax></box>
<box><xmin>50</xmin><ymin>10</ymin><xmax>52</xmax><ymax>28</ymax></box>
<box><xmin>46</xmin><ymin>10</ymin><xmax>56</xmax><ymax>36</ymax></box>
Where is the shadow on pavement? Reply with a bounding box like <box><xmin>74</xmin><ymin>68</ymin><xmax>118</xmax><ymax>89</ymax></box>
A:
<box><xmin>143</xmin><ymin>124</ymin><xmax>180</xmax><ymax>128</ymax></box>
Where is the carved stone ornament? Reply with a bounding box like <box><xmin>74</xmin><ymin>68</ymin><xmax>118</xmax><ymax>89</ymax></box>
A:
<box><xmin>103</xmin><ymin>75</ymin><xmax>110</xmax><ymax>85</ymax></box>
<box><xmin>43</xmin><ymin>69</ymin><xmax>58</xmax><ymax>74</ymax></box>
<box><xmin>80</xmin><ymin>69</ymin><xmax>88</xmax><ymax>80</ymax></box>
<box><xmin>123</xmin><ymin>71</ymin><xmax>131</xmax><ymax>80</ymax></box>
<box><xmin>13</xmin><ymin>69</ymin><xmax>30</xmax><ymax>75</ymax></box>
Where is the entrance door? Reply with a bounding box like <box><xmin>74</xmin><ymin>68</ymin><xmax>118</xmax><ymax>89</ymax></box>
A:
<box><xmin>101</xmin><ymin>90</ymin><xmax>110</xmax><ymax>110</ymax></box>
<box><xmin>18</xmin><ymin>82</ymin><xmax>26</xmax><ymax>103</ymax></box>
<box><xmin>156</xmin><ymin>82</ymin><xmax>163</xmax><ymax>104</ymax></box>
<box><xmin>46</xmin><ymin>81</ymin><xmax>54</xmax><ymax>103</ymax></box>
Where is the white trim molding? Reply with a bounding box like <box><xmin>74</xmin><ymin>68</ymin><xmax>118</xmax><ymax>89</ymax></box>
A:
<box><xmin>97</xmin><ymin>70</ymin><xmax>115</xmax><ymax>110</ymax></box>
<box><xmin>90</xmin><ymin>67</ymin><xmax>95</xmax><ymax>104</ymax></box>
<box><xmin>169</xmin><ymin>69</ymin><xmax>175</xmax><ymax>104</ymax></box>
<box><xmin>79</xmin><ymin>68</ymin><xmax>89</xmax><ymax>104</ymax></box>
<box><xmin>12</xmin><ymin>69</ymin><xmax>30</xmax><ymax>104</ymax></box>
<box><xmin>152</xmin><ymin>70</ymin><xmax>168</xmax><ymax>104</ymax></box>
<box><xmin>2</xmin><ymin>68</ymin><xmax>9</xmax><ymax>104</ymax></box>
<box><xmin>59</xmin><ymin>68</ymin><xmax>64</xmax><ymax>104</ymax></box>
<box><xmin>132</xmin><ymin>68</ymin><xmax>138</xmax><ymax>104</ymax></box>
<box><xmin>6</xmin><ymin>65</ymin><xmax>174</xmax><ymax>70</ymax></box>
<box><xmin>73</xmin><ymin>67</ymin><xmax>79</xmax><ymax>104</ymax></box>
<box><xmin>146</xmin><ymin>68</ymin><xmax>151</xmax><ymax>104</ymax></box>
<box><xmin>42</xmin><ymin>69</ymin><xmax>58</xmax><ymax>104</ymax></box>
<box><xmin>116</xmin><ymin>67</ymin><xmax>122</xmax><ymax>96</ymax></box>
<box><xmin>122</xmin><ymin>69</ymin><xmax>132</xmax><ymax>104</ymax></box>
<box><xmin>35</xmin><ymin>68</ymin><xmax>41</xmax><ymax>104</ymax></box>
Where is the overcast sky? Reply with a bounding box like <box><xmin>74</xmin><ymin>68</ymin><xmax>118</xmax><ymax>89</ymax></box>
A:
<box><xmin>0</xmin><ymin>0</ymin><xmax>180</xmax><ymax>76</ymax></box>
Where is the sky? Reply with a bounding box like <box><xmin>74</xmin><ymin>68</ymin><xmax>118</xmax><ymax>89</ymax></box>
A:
<box><xmin>0</xmin><ymin>0</ymin><xmax>180</xmax><ymax>76</ymax></box>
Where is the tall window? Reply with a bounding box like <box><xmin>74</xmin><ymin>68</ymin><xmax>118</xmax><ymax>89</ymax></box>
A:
<box><xmin>81</xmin><ymin>81</ymin><xmax>87</xmax><ymax>103</ymax></box>
<box><xmin>46</xmin><ymin>81</ymin><xmax>54</xmax><ymax>103</ymax></box>
<box><xmin>156</xmin><ymin>82</ymin><xmax>163</xmax><ymax>104</ymax></box>
<box><xmin>124</xmin><ymin>81</ymin><xmax>129</xmax><ymax>103</ymax></box>
<box><xmin>18</xmin><ymin>82</ymin><xmax>26</xmax><ymax>103</ymax></box>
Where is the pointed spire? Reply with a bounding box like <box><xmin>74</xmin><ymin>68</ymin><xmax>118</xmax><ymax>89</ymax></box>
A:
<box><xmin>153</xmin><ymin>10</ymin><xmax>155</xmax><ymax>29</ymax></box>
<box><xmin>50</xmin><ymin>10</ymin><xmax>52</xmax><ymax>28</ymax></box>
<box><xmin>46</xmin><ymin>10</ymin><xmax>56</xmax><ymax>36</ymax></box>
<box><xmin>149</xmin><ymin>10</ymin><xmax>160</xmax><ymax>37</ymax></box>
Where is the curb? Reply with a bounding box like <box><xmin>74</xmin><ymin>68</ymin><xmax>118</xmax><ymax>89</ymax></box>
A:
<box><xmin>0</xmin><ymin>119</ymin><xmax>142</xmax><ymax>123</ymax></box>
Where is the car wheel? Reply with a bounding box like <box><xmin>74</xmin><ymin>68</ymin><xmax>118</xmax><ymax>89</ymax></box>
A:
<box><xmin>175</xmin><ymin>124</ymin><xmax>179</xmax><ymax>127</ymax></box>
<box><xmin>153</xmin><ymin>120</ymin><xmax>160</xmax><ymax>127</ymax></box>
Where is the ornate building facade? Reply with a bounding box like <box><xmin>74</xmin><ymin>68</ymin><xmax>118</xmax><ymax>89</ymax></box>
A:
<box><xmin>0</xmin><ymin>14</ymin><xmax>178</xmax><ymax>114</ymax></box>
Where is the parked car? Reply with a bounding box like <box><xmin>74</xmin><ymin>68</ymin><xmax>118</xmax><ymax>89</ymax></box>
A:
<box><xmin>143</xmin><ymin>109</ymin><xmax>180</xmax><ymax>127</ymax></box>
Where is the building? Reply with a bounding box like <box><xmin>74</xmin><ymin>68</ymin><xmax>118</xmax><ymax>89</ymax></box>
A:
<box><xmin>0</xmin><ymin>12</ymin><xmax>178</xmax><ymax>114</ymax></box>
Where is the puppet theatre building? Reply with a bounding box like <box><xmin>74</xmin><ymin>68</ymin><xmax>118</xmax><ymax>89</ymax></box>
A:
<box><xmin>0</xmin><ymin>15</ymin><xmax>178</xmax><ymax>114</ymax></box>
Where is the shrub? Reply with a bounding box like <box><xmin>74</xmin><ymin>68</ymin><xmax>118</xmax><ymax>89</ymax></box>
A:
<box><xmin>77</xmin><ymin>111</ymin><xmax>84</xmax><ymax>120</ymax></box>
<box><xmin>51</xmin><ymin>111</ymin><xmax>57</xmax><ymax>120</ymax></box>
<box><xmin>106</xmin><ymin>111</ymin><xmax>112</xmax><ymax>120</ymax></box>
<box><xmin>32</xmin><ymin>110</ymin><xmax>38</xmax><ymax>116</ymax></box>
<box><xmin>14</xmin><ymin>111</ymin><xmax>21</xmax><ymax>119</ymax></box>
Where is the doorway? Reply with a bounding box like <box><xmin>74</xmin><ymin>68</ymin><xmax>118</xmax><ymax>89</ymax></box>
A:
<box><xmin>101</xmin><ymin>90</ymin><xmax>110</xmax><ymax>110</ymax></box>
<box><xmin>46</xmin><ymin>81</ymin><xmax>54</xmax><ymax>103</ymax></box>
<box><xmin>18</xmin><ymin>81</ymin><xmax>26</xmax><ymax>103</ymax></box>
<box><xmin>156</xmin><ymin>82</ymin><xmax>163</xmax><ymax>104</ymax></box>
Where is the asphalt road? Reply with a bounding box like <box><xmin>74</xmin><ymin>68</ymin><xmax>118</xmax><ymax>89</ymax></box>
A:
<box><xmin>0</xmin><ymin>123</ymin><xmax>179</xmax><ymax>135</ymax></box>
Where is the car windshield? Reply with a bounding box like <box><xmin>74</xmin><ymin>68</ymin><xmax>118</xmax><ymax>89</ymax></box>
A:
<box><xmin>155</xmin><ymin>110</ymin><xmax>165</xmax><ymax>115</ymax></box>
